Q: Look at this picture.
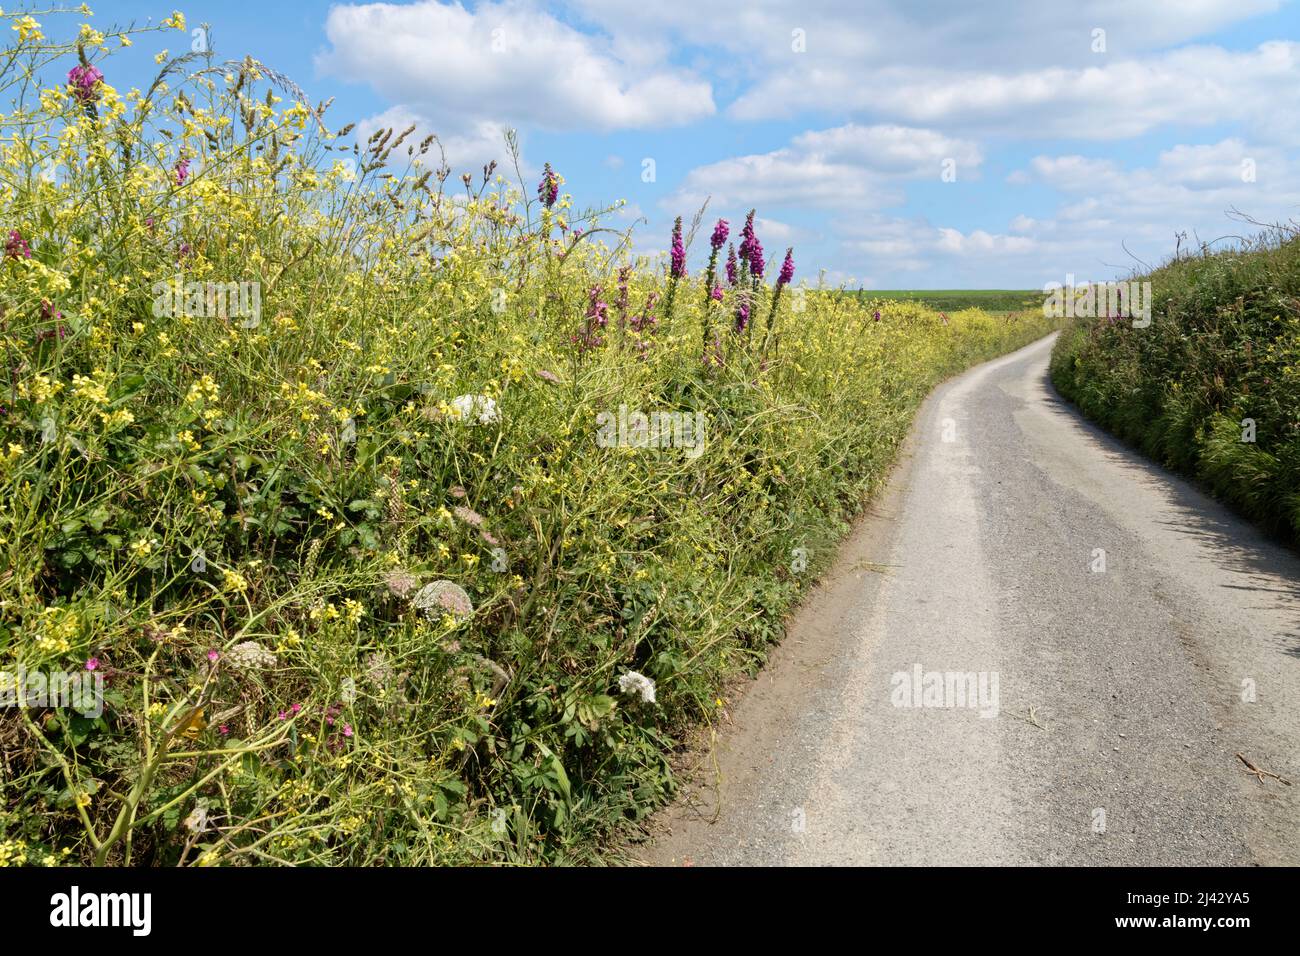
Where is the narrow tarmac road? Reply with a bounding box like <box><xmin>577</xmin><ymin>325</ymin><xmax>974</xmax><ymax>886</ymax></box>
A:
<box><xmin>640</xmin><ymin>333</ymin><xmax>1300</xmax><ymax>866</ymax></box>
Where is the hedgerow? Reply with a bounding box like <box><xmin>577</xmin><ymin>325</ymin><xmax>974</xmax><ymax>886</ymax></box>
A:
<box><xmin>0</xmin><ymin>9</ymin><xmax>1057</xmax><ymax>865</ymax></box>
<box><xmin>1050</xmin><ymin>230</ymin><xmax>1300</xmax><ymax>543</ymax></box>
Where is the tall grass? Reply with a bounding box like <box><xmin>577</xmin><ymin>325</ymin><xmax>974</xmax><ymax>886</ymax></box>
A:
<box><xmin>0</xmin><ymin>10</ymin><xmax>1059</xmax><ymax>865</ymax></box>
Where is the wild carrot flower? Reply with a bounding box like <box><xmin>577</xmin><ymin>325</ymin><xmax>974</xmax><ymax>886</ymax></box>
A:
<box><xmin>383</xmin><ymin>569</ymin><xmax>418</xmax><ymax>598</ymax></box>
<box><xmin>412</xmin><ymin>580</ymin><xmax>474</xmax><ymax>621</ymax></box>
<box><xmin>617</xmin><ymin>670</ymin><xmax>657</xmax><ymax>704</ymax></box>
<box><xmin>537</xmin><ymin>163</ymin><xmax>560</xmax><ymax>208</ymax></box>
<box><xmin>453</xmin><ymin>505</ymin><xmax>485</xmax><ymax>527</ymax></box>
<box><xmin>225</xmin><ymin>641</ymin><xmax>277</xmax><ymax>671</ymax></box>
<box><xmin>66</xmin><ymin>64</ymin><xmax>104</xmax><ymax>104</ymax></box>
<box><xmin>448</xmin><ymin>394</ymin><xmax>500</xmax><ymax>424</ymax></box>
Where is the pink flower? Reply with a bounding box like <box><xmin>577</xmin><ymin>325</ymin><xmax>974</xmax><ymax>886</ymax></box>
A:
<box><xmin>537</xmin><ymin>163</ymin><xmax>560</xmax><ymax>208</ymax></box>
<box><xmin>777</xmin><ymin>248</ymin><xmax>795</xmax><ymax>287</ymax></box>
<box><xmin>207</xmin><ymin>649</ymin><xmax>220</xmax><ymax>662</ymax></box>
<box><xmin>85</xmin><ymin>657</ymin><xmax>99</xmax><ymax>671</ymax></box>
<box><xmin>218</xmin><ymin>724</ymin><xmax>230</xmax><ymax>735</ymax></box>
<box><xmin>291</xmin><ymin>702</ymin><xmax>302</xmax><ymax>714</ymax></box>
<box><xmin>710</xmin><ymin>219</ymin><xmax>729</xmax><ymax>251</ymax></box>
<box><xmin>174</xmin><ymin>158</ymin><xmax>191</xmax><ymax>186</ymax></box>
<box><xmin>5</xmin><ymin>229</ymin><xmax>31</xmax><ymax>260</ymax></box>
<box><xmin>669</xmin><ymin>216</ymin><xmax>686</xmax><ymax>279</ymax></box>
<box><xmin>342</xmin><ymin>724</ymin><xmax>353</xmax><ymax>738</ymax></box>
<box><xmin>67</xmin><ymin>64</ymin><xmax>104</xmax><ymax>105</ymax></box>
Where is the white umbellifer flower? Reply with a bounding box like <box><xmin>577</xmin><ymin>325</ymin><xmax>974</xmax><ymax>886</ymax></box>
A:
<box><xmin>382</xmin><ymin>569</ymin><xmax>418</xmax><ymax>599</ymax></box>
<box><xmin>364</xmin><ymin>651</ymin><xmax>393</xmax><ymax>688</ymax></box>
<box><xmin>411</xmin><ymin>580</ymin><xmax>474</xmax><ymax>621</ymax></box>
<box><xmin>224</xmin><ymin>640</ymin><xmax>278</xmax><ymax>672</ymax></box>
<box><xmin>183</xmin><ymin>801</ymin><xmax>209</xmax><ymax>834</ymax></box>
<box><xmin>448</xmin><ymin>394</ymin><xmax>500</xmax><ymax>425</ymax></box>
<box><xmin>617</xmin><ymin>670</ymin><xmax>657</xmax><ymax>704</ymax></box>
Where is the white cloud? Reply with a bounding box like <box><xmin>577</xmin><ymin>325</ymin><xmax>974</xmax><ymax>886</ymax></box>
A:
<box><xmin>354</xmin><ymin>107</ymin><xmax>520</xmax><ymax>176</ymax></box>
<box><xmin>667</xmin><ymin>123</ymin><xmax>981</xmax><ymax>211</ymax></box>
<box><xmin>729</xmin><ymin>43</ymin><xmax>1300</xmax><ymax>142</ymax></box>
<box><xmin>318</xmin><ymin>1</ymin><xmax>715</xmax><ymax>133</ymax></box>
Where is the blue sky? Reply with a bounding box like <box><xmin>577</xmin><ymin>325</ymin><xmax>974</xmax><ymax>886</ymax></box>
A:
<box><xmin>62</xmin><ymin>1</ymin><xmax>1300</xmax><ymax>287</ymax></box>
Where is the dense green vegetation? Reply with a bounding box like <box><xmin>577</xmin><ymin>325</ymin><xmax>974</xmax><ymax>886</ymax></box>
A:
<box><xmin>0</xmin><ymin>10</ymin><xmax>1060</xmax><ymax>866</ymax></box>
<box><xmin>1050</xmin><ymin>231</ymin><xmax>1300</xmax><ymax>543</ymax></box>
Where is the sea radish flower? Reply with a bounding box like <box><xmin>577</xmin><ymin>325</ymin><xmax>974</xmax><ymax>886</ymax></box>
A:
<box><xmin>537</xmin><ymin>163</ymin><xmax>560</xmax><ymax>208</ymax></box>
<box><xmin>777</xmin><ymin>248</ymin><xmax>795</xmax><ymax>287</ymax></box>
<box><xmin>67</xmin><ymin>64</ymin><xmax>104</xmax><ymax>104</ymax></box>
<box><xmin>710</xmin><ymin>219</ymin><xmax>729</xmax><ymax>251</ymax></box>
<box><xmin>669</xmin><ymin>216</ymin><xmax>686</xmax><ymax>279</ymax></box>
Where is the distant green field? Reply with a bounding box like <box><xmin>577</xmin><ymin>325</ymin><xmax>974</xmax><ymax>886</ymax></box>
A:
<box><xmin>863</xmin><ymin>289</ymin><xmax>1042</xmax><ymax>313</ymax></box>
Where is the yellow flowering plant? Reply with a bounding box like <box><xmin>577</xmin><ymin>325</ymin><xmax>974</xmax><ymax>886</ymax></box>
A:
<box><xmin>0</xmin><ymin>7</ymin><xmax>1060</xmax><ymax>865</ymax></box>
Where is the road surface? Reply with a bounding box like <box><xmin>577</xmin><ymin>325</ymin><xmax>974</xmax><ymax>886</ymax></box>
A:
<box><xmin>640</xmin><ymin>333</ymin><xmax>1300</xmax><ymax>866</ymax></box>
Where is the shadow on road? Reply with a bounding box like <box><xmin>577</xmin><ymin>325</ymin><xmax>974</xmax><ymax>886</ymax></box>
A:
<box><xmin>1033</xmin><ymin>360</ymin><xmax>1300</xmax><ymax>661</ymax></box>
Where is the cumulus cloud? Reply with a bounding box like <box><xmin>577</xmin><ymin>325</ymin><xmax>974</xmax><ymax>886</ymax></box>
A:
<box><xmin>318</xmin><ymin>0</ymin><xmax>715</xmax><ymax>133</ymax></box>
<box><xmin>730</xmin><ymin>43</ymin><xmax>1300</xmax><ymax>142</ymax></box>
<box><xmin>353</xmin><ymin>106</ymin><xmax>520</xmax><ymax>177</ymax></box>
<box><xmin>667</xmin><ymin>123</ymin><xmax>981</xmax><ymax>211</ymax></box>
